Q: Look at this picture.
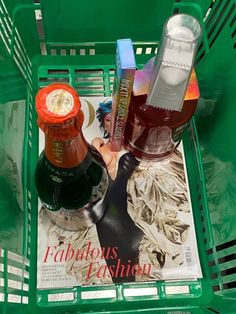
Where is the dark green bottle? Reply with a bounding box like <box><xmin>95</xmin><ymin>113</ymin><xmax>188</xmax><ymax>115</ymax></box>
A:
<box><xmin>35</xmin><ymin>83</ymin><xmax>108</xmax><ymax>231</ymax></box>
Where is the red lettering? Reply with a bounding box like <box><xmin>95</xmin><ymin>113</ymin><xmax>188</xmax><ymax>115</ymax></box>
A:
<box><xmin>90</xmin><ymin>248</ymin><xmax>100</xmax><ymax>260</ymax></box>
<box><xmin>108</xmin><ymin>264</ymin><xmax>115</xmax><ymax>278</ymax></box>
<box><xmin>100</xmin><ymin>247</ymin><xmax>119</xmax><ymax>260</ymax></box>
<box><xmin>114</xmin><ymin>259</ymin><xmax>125</xmax><ymax>277</ymax></box>
<box><xmin>65</xmin><ymin>244</ymin><xmax>74</xmax><ymax>261</ymax></box>
<box><xmin>43</xmin><ymin>246</ymin><xmax>57</xmax><ymax>263</ymax></box>
<box><xmin>86</xmin><ymin>261</ymin><xmax>99</xmax><ymax>280</ymax></box>
<box><xmin>111</xmin><ymin>247</ymin><xmax>118</xmax><ymax>259</ymax></box>
<box><xmin>142</xmin><ymin>263</ymin><xmax>152</xmax><ymax>276</ymax></box>
<box><xmin>54</xmin><ymin>249</ymin><xmax>65</xmax><ymax>262</ymax></box>
<box><xmin>75</xmin><ymin>247</ymin><xmax>84</xmax><ymax>261</ymax></box>
<box><xmin>125</xmin><ymin>260</ymin><xmax>132</xmax><ymax>277</ymax></box>
<box><xmin>132</xmin><ymin>263</ymin><xmax>141</xmax><ymax>277</ymax></box>
<box><xmin>100</xmin><ymin>247</ymin><xmax>106</xmax><ymax>259</ymax></box>
<box><xmin>96</xmin><ymin>264</ymin><xmax>108</xmax><ymax>279</ymax></box>
<box><xmin>85</xmin><ymin>241</ymin><xmax>92</xmax><ymax>260</ymax></box>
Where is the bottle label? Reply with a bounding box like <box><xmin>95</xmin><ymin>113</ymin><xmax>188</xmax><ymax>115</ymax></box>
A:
<box><xmin>45</xmin><ymin>134</ymin><xmax>88</xmax><ymax>168</ymax></box>
<box><xmin>46</xmin><ymin>89</ymin><xmax>74</xmax><ymax>116</ymax></box>
<box><xmin>43</xmin><ymin>155</ymin><xmax>91</xmax><ymax>184</ymax></box>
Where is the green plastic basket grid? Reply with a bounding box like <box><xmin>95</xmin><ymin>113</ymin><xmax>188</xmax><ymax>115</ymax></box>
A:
<box><xmin>0</xmin><ymin>0</ymin><xmax>236</xmax><ymax>313</ymax></box>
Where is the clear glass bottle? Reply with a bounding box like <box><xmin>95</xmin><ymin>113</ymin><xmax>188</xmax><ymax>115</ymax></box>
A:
<box><xmin>35</xmin><ymin>83</ymin><xmax>109</xmax><ymax>231</ymax></box>
<box><xmin>124</xmin><ymin>14</ymin><xmax>202</xmax><ymax>160</ymax></box>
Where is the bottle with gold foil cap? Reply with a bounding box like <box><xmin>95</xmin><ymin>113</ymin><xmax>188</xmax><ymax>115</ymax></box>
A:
<box><xmin>35</xmin><ymin>83</ymin><xmax>109</xmax><ymax>231</ymax></box>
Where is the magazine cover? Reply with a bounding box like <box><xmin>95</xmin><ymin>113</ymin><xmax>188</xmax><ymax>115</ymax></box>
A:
<box><xmin>37</xmin><ymin>97</ymin><xmax>202</xmax><ymax>289</ymax></box>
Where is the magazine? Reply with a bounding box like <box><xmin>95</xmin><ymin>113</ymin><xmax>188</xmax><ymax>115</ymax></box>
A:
<box><xmin>37</xmin><ymin>97</ymin><xmax>202</xmax><ymax>289</ymax></box>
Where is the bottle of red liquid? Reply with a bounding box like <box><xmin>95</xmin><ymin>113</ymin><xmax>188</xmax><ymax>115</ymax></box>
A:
<box><xmin>124</xmin><ymin>14</ymin><xmax>201</xmax><ymax>160</ymax></box>
<box><xmin>35</xmin><ymin>83</ymin><xmax>109</xmax><ymax>231</ymax></box>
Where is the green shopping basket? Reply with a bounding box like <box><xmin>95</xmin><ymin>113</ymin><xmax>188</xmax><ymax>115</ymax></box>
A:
<box><xmin>0</xmin><ymin>0</ymin><xmax>235</xmax><ymax>313</ymax></box>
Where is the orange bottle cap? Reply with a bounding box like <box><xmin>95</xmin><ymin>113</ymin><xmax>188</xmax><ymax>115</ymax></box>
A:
<box><xmin>36</xmin><ymin>83</ymin><xmax>84</xmax><ymax>140</ymax></box>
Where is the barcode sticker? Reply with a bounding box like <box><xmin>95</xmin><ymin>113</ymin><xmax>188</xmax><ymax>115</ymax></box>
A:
<box><xmin>185</xmin><ymin>246</ymin><xmax>193</xmax><ymax>267</ymax></box>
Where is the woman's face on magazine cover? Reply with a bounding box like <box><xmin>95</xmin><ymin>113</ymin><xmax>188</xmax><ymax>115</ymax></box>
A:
<box><xmin>103</xmin><ymin>112</ymin><xmax>112</xmax><ymax>135</ymax></box>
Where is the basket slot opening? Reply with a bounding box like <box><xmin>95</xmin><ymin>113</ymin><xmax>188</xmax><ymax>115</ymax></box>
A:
<box><xmin>165</xmin><ymin>285</ymin><xmax>190</xmax><ymax>295</ymax></box>
<box><xmin>218</xmin><ymin>253</ymin><xmax>236</xmax><ymax>264</ymax></box>
<box><xmin>0</xmin><ymin>278</ymin><xmax>4</xmax><ymax>288</ymax></box>
<box><xmin>7</xmin><ymin>265</ymin><xmax>29</xmax><ymax>280</ymax></box>
<box><xmin>231</xmin><ymin>28</ymin><xmax>236</xmax><ymax>39</ymax></box>
<box><xmin>48</xmin><ymin>69</ymin><xmax>69</xmax><ymax>75</ymax></box>
<box><xmin>89</xmin><ymin>48</ymin><xmax>95</xmax><ymax>55</ymax></box>
<box><xmin>7</xmin><ymin>279</ymin><xmax>29</xmax><ymax>291</ymax></box>
<box><xmin>40</xmin><ymin>42</ymin><xmax>47</xmax><ymax>55</ymax></box>
<box><xmin>223</xmin><ymin>281</ymin><xmax>236</xmax><ymax>290</ymax></box>
<box><xmin>7</xmin><ymin>294</ymin><xmax>28</xmax><ymax>304</ymax></box>
<box><xmin>75</xmin><ymin>77</ymin><xmax>103</xmax><ymax>83</ymax></box>
<box><xmin>123</xmin><ymin>287</ymin><xmax>158</xmax><ymax>297</ymax></box>
<box><xmin>80</xmin><ymin>49</ymin><xmax>86</xmax><ymax>55</ymax></box>
<box><xmin>22</xmin><ymin>296</ymin><xmax>28</xmax><ymax>304</ymax></box>
<box><xmin>197</xmin><ymin>0</ymin><xmax>235</xmax><ymax>64</ymax></box>
<box><xmin>7</xmin><ymin>252</ymin><xmax>24</xmax><ymax>264</ymax></box>
<box><xmin>81</xmin><ymin>289</ymin><xmax>116</xmax><ymax>300</ymax></box>
<box><xmin>207</xmin><ymin>0</ymin><xmax>231</xmax><ymax>38</ymax></box>
<box><xmin>136</xmin><ymin>48</ymin><xmax>143</xmax><ymax>55</ymax></box>
<box><xmin>48</xmin><ymin>292</ymin><xmax>75</xmax><ymax>302</ymax></box>
<box><xmin>212</xmin><ymin>285</ymin><xmax>220</xmax><ymax>292</ymax></box>
<box><xmin>209</xmin><ymin>2</ymin><xmax>235</xmax><ymax>49</ymax></box>
<box><xmin>206</xmin><ymin>248</ymin><xmax>213</xmax><ymax>255</ymax></box>
<box><xmin>34</xmin><ymin>0</ymin><xmax>46</xmax><ymax>55</ymax></box>
<box><xmin>206</xmin><ymin>308</ymin><xmax>220</xmax><ymax>314</ymax></box>
<box><xmin>221</xmin><ymin>266</ymin><xmax>236</xmax><ymax>277</ymax></box>
<box><xmin>210</xmin><ymin>272</ymin><xmax>218</xmax><ymax>279</ymax></box>
<box><xmin>145</xmin><ymin>47</ymin><xmax>153</xmax><ymax>54</ymax></box>
<box><xmin>208</xmin><ymin>260</ymin><xmax>216</xmax><ymax>267</ymax></box>
<box><xmin>69</xmin><ymin>49</ymin><xmax>76</xmax><ymax>56</ymax></box>
<box><xmin>216</xmin><ymin>239</ymin><xmax>236</xmax><ymax>252</ymax></box>
<box><xmin>75</xmin><ymin>69</ymin><xmax>103</xmax><ymax>75</ymax></box>
<box><xmin>39</xmin><ymin>77</ymin><xmax>69</xmax><ymax>83</ymax></box>
<box><xmin>230</xmin><ymin>14</ymin><xmax>236</xmax><ymax>28</ymax></box>
<box><xmin>203</xmin><ymin>1</ymin><xmax>217</xmax><ymax>22</ymax></box>
<box><xmin>7</xmin><ymin>294</ymin><xmax>21</xmax><ymax>303</ymax></box>
<box><xmin>60</xmin><ymin>49</ymin><xmax>66</xmax><ymax>56</ymax></box>
<box><xmin>205</xmin><ymin>0</ymin><xmax>223</xmax><ymax>29</ymax></box>
<box><xmin>50</xmin><ymin>49</ymin><xmax>57</xmax><ymax>56</ymax></box>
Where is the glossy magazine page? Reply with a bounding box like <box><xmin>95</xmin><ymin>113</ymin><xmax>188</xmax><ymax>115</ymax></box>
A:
<box><xmin>37</xmin><ymin>97</ymin><xmax>202</xmax><ymax>289</ymax></box>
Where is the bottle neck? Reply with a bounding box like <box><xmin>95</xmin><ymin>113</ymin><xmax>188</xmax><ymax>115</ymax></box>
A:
<box><xmin>44</xmin><ymin>130</ymin><xmax>88</xmax><ymax>169</ymax></box>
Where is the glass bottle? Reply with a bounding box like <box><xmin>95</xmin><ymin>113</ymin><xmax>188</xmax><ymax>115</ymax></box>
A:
<box><xmin>124</xmin><ymin>14</ymin><xmax>202</xmax><ymax>160</ymax></box>
<box><xmin>35</xmin><ymin>83</ymin><xmax>109</xmax><ymax>231</ymax></box>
